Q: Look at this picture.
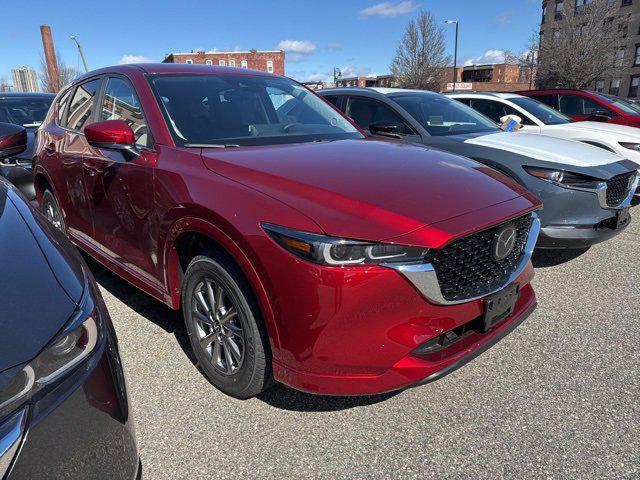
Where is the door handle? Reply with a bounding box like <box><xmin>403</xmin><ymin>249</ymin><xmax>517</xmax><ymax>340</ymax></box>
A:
<box><xmin>44</xmin><ymin>143</ymin><xmax>56</xmax><ymax>154</ymax></box>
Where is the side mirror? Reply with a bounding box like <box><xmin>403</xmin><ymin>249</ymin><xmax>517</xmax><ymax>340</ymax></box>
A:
<box><xmin>84</xmin><ymin>120</ymin><xmax>139</xmax><ymax>161</ymax></box>
<box><xmin>0</xmin><ymin>123</ymin><xmax>27</xmax><ymax>160</ymax></box>
<box><xmin>369</xmin><ymin>121</ymin><xmax>401</xmax><ymax>138</ymax></box>
<box><xmin>587</xmin><ymin>109</ymin><xmax>611</xmax><ymax>122</ymax></box>
<box><xmin>500</xmin><ymin>114</ymin><xmax>522</xmax><ymax>125</ymax></box>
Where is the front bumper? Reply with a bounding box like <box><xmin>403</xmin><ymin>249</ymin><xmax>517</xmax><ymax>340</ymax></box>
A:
<box><xmin>1</xmin><ymin>293</ymin><xmax>139</xmax><ymax>479</ymax></box>
<box><xmin>529</xmin><ymin>175</ymin><xmax>637</xmax><ymax>249</ymax></box>
<box><xmin>255</xmin><ymin>212</ymin><xmax>538</xmax><ymax>396</ymax></box>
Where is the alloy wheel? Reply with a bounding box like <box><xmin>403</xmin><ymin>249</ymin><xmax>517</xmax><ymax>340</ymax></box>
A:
<box><xmin>191</xmin><ymin>278</ymin><xmax>246</xmax><ymax>376</ymax></box>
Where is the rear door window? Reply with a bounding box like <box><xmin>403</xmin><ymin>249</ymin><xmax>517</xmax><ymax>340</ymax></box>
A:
<box><xmin>66</xmin><ymin>78</ymin><xmax>102</xmax><ymax>131</ymax></box>
<box><xmin>558</xmin><ymin>94</ymin><xmax>607</xmax><ymax>115</ymax></box>
<box><xmin>346</xmin><ymin>96</ymin><xmax>416</xmax><ymax>135</ymax></box>
<box><xmin>56</xmin><ymin>89</ymin><xmax>73</xmax><ymax>127</ymax></box>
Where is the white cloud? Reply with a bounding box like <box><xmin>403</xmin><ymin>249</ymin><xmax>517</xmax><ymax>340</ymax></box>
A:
<box><xmin>306</xmin><ymin>73</ymin><xmax>329</xmax><ymax>82</ymax></box>
<box><xmin>462</xmin><ymin>50</ymin><xmax>506</xmax><ymax>66</ymax></box>
<box><xmin>336</xmin><ymin>64</ymin><xmax>375</xmax><ymax>78</ymax></box>
<box><xmin>360</xmin><ymin>1</ymin><xmax>416</xmax><ymax>17</ymax></box>
<box><xmin>118</xmin><ymin>54</ymin><xmax>152</xmax><ymax>65</ymax></box>
<box><xmin>327</xmin><ymin>42</ymin><xmax>341</xmax><ymax>51</ymax></box>
<box><xmin>276</xmin><ymin>39</ymin><xmax>317</xmax><ymax>62</ymax></box>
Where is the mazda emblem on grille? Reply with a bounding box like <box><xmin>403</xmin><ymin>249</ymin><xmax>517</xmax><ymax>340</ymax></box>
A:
<box><xmin>491</xmin><ymin>224</ymin><xmax>517</xmax><ymax>261</ymax></box>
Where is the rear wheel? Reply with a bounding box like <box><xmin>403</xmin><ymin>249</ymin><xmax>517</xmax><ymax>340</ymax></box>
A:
<box><xmin>181</xmin><ymin>252</ymin><xmax>272</xmax><ymax>399</ymax></box>
<box><xmin>41</xmin><ymin>189</ymin><xmax>65</xmax><ymax>234</ymax></box>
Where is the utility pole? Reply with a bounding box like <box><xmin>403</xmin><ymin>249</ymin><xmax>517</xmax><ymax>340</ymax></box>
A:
<box><xmin>70</xmin><ymin>35</ymin><xmax>89</xmax><ymax>73</ymax></box>
<box><xmin>40</xmin><ymin>25</ymin><xmax>60</xmax><ymax>92</ymax></box>
<box><xmin>333</xmin><ymin>67</ymin><xmax>341</xmax><ymax>86</ymax></box>
<box><xmin>446</xmin><ymin>20</ymin><xmax>459</xmax><ymax>92</ymax></box>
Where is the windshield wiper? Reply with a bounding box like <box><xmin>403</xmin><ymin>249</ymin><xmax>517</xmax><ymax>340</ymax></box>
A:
<box><xmin>184</xmin><ymin>143</ymin><xmax>240</xmax><ymax>148</ymax></box>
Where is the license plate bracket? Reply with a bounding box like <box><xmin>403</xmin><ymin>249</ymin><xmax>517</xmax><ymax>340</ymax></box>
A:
<box><xmin>482</xmin><ymin>284</ymin><xmax>520</xmax><ymax>332</ymax></box>
<box><xmin>615</xmin><ymin>207</ymin><xmax>630</xmax><ymax>230</ymax></box>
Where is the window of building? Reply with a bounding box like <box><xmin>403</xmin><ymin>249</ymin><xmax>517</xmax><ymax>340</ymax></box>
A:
<box><xmin>553</xmin><ymin>30</ymin><xmax>561</xmax><ymax>40</ymax></box>
<box><xmin>610</xmin><ymin>79</ymin><xmax>621</xmax><ymax>96</ymax></box>
<box><xmin>101</xmin><ymin>77</ymin><xmax>150</xmax><ymax>148</ymax></box>
<box><xmin>595</xmin><ymin>80</ymin><xmax>605</xmax><ymax>93</ymax></box>
<box><xmin>241</xmin><ymin>60</ymin><xmax>248</xmax><ymax>68</ymax></box>
<box><xmin>267</xmin><ymin>60</ymin><xmax>274</xmax><ymax>73</ymax></box>
<box><xmin>185</xmin><ymin>59</ymin><xmax>193</xmax><ymax>64</ymax></box>
<box><xmin>618</xmin><ymin>20</ymin><xmax>628</xmax><ymax>37</ymax></box>
<box><xmin>219</xmin><ymin>60</ymin><xmax>226</xmax><ymax>66</ymax></box>
<box><xmin>622</xmin><ymin>0</ymin><xmax>632</xmax><ymax>6</ymax></box>
<box><xmin>542</xmin><ymin>3</ymin><xmax>547</xmax><ymax>23</ymax></box>
<box><xmin>205</xmin><ymin>60</ymin><xmax>212</xmax><ymax>65</ymax></box>
<box><xmin>635</xmin><ymin>45</ymin><xmax>640</xmax><ymax>66</ymax></box>
<box><xmin>229</xmin><ymin>60</ymin><xmax>236</xmax><ymax>67</ymax></box>
<box><xmin>555</xmin><ymin>1</ymin><xmax>564</xmax><ymax>19</ymax></box>
<box><xmin>575</xmin><ymin>0</ymin><xmax>593</xmax><ymax>13</ymax></box>
<box><xmin>629</xmin><ymin>76</ymin><xmax>640</xmax><ymax>97</ymax></box>
<box><xmin>66</xmin><ymin>78</ymin><xmax>101</xmax><ymax>131</ymax></box>
<box><xmin>616</xmin><ymin>48</ymin><xmax>625</xmax><ymax>67</ymax></box>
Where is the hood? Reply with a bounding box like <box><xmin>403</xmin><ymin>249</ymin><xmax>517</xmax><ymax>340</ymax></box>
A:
<box><xmin>0</xmin><ymin>181</ymin><xmax>84</xmax><ymax>372</ymax></box>
<box><xmin>547</xmin><ymin>121</ymin><xmax>640</xmax><ymax>141</ymax></box>
<box><xmin>464</xmin><ymin>131</ymin><xmax>625</xmax><ymax>168</ymax></box>
<box><xmin>199</xmin><ymin>138</ymin><xmax>536</xmax><ymax>241</ymax></box>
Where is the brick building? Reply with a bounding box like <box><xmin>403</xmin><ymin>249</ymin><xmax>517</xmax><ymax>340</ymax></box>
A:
<box><xmin>441</xmin><ymin>63</ymin><xmax>534</xmax><ymax>92</ymax></box>
<box><xmin>162</xmin><ymin>50</ymin><xmax>285</xmax><ymax>75</ymax></box>
<box><xmin>539</xmin><ymin>0</ymin><xmax>640</xmax><ymax>98</ymax></box>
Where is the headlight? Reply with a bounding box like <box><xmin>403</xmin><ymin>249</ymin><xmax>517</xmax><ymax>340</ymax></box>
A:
<box><xmin>0</xmin><ymin>311</ymin><xmax>100</xmax><ymax>420</ymax></box>
<box><xmin>263</xmin><ymin>223</ymin><xmax>428</xmax><ymax>266</ymax></box>
<box><xmin>522</xmin><ymin>166</ymin><xmax>601</xmax><ymax>188</ymax></box>
<box><xmin>619</xmin><ymin>142</ymin><xmax>640</xmax><ymax>151</ymax></box>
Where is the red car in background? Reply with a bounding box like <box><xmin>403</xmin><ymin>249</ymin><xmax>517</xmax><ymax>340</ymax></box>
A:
<box><xmin>26</xmin><ymin>64</ymin><xmax>541</xmax><ymax>398</ymax></box>
<box><xmin>519</xmin><ymin>89</ymin><xmax>640</xmax><ymax>128</ymax></box>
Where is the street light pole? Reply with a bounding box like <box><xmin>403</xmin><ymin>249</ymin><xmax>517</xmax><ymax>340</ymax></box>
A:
<box><xmin>70</xmin><ymin>35</ymin><xmax>89</xmax><ymax>73</ymax></box>
<box><xmin>446</xmin><ymin>20</ymin><xmax>459</xmax><ymax>92</ymax></box>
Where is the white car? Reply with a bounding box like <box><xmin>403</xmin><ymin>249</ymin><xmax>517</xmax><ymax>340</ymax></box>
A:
<box><xmin>449</xmin><ymin>92</ymin><xmax>640</xmax><ymax>167</ymax></box>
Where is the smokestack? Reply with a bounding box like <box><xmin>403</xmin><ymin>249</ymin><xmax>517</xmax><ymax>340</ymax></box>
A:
<box><xmin>40</xmin><ymin>25</ymin><xmax>60</xmax><ymax>92</ymax></box>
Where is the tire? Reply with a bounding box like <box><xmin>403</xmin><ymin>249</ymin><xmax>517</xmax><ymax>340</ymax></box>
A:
<box><xmin>41</xmin><ymin>189</ymin><xmax>66</xmax><ymax>234</ymax></box>
<box><xmin>181</xmin><ymin>251</ymin><xmax>273</xmax><ymax>399</ymax></box>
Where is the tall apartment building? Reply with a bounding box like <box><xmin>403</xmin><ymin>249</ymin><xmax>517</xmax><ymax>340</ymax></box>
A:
<box><xmin>163</xmin><ymin>50</ymin><xmax>285</xmax><ymax>75</ymax></box>
<box><xmin>11</xmin><ymin>66</ymin><xmax>39</xmax><ymax>92</ymax></box>
<box><xmin>539</xmin><ymin>0</ymin><xmax>640</xmax><ymax>98</ymax></box>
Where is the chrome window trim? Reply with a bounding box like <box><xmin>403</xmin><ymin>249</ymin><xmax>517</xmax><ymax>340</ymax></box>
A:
<box><xmin>0</xmin><ymin>408</ymin><xmax>27</xmax><ymax>477</ymax></box>
<box><xmin>382</xmin><ymin>213</ymin><xmax>541</xmax><ymax>306</ymax></box>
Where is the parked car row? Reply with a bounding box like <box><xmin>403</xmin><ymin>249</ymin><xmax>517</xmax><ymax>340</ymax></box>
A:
<box><xmin>0</xmin><ymin>64</ymin><xmax>638</xmax><ymax>478</ymax></box>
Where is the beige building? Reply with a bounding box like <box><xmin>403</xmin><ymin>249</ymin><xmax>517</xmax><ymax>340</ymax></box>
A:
<box><xmin>11</xmin><ymin>66</ymin><xmax>39</xmax><ymax>92</ymax></box>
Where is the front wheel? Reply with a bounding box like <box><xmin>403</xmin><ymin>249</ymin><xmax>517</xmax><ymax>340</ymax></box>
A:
<box><xmin>41</xmin><ymin>189</ymin><xmax>65</xmax><ymax>234</ymax></box>
<box><xmin>181</xmin><ymin>252</ymin><xmax>273</xmax><ymax>399</ymax></box>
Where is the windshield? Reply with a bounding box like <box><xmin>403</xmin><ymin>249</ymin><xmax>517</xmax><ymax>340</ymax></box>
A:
<box><xmin>0</xmin><ymin>97</ymin><xmax>53</xmax><ymax>127</ymax></box>
<box><xmin>390</xmin><ymin>93</ymin><xmax>498</xmax><ymax>136</ymax></box>
<box><xmin>149</xmin><ymin>74</ymin><xmax>362</xmax><ymax>146</ymax></box>
<box><xmin>593</xmin><ymin>93</ymin><xmax>640</xmax><ymax>115</ymax></box>
<box><xmin>510</xmin><ymin>96</ymin><xmax>571</xmax><ymax>125</ymax></box>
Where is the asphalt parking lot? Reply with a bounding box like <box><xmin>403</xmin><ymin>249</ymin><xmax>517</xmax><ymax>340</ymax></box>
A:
<box><xmin>90</xmin><ymin>203</ymin><xmax>640</xmax><ymax>479</ymax></box>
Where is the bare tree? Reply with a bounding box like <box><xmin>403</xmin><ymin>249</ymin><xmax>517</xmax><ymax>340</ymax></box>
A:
<box><xmin>391</xmin><ymin>11</ymin><xmax>451</xmax><ymax>91</ymax></box>
<box><xmin>0</xmin><ymin>77</ymin><xmax>11</xmax><ymax>92</ymax></box>
<box><xmin>39</xmin><ymin>54</ymin><xmax>80</xmax><ymax>93</ymax></box>
<box><xmin>536</xmin><ymin>0</ymin><xmax>621</xmax><ymax>89</ymax></box>
<box><xmin>504</xmin><ymin>31</ymin><xmax>540</xmax><ymax>89</ymax></box>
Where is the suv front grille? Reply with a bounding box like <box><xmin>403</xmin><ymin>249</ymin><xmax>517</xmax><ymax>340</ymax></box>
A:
<box><xmin>423</xmin><ymin>215</ymin><xmax>533</xmax><ymax>302</ymax></box>
<box><xmin>606</xmin><ymin>172</ymin><xmax>635</xmax><ymax>207</ymax></box>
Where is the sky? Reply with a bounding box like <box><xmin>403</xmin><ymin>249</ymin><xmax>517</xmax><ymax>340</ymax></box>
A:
<box><xmin>1</xmin><ymin>0</ymin><xmax>541</xmax><ymax>86</ymax></box>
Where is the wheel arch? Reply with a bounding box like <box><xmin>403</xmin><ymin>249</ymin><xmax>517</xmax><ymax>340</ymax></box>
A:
<box><xmin>161</xmin><ymin>211</ymin><xmax>281</xmax><ymax>353</ymax></box>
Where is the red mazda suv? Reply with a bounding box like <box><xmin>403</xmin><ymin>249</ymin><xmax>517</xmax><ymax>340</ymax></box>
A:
<box><xmin>519</xmin><ymin>88</ymin><xmax>640</xmax><ymax>127</ymax></box>
<box><xmin>28</xmin><ymin>64</ymin><xmax>541</xmax><ymax>398</ymax></box>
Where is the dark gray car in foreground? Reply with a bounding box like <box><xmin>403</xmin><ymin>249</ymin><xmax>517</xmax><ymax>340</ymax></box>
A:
<box><xmin>318</xmin><ymin>87</ymin><xmax>639</xmax><ymax>249</ymax></box>
<box><xmin>0</xmin><ymin>123</ymin><xmax>139</xmax><ymax>479</ymax></box>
